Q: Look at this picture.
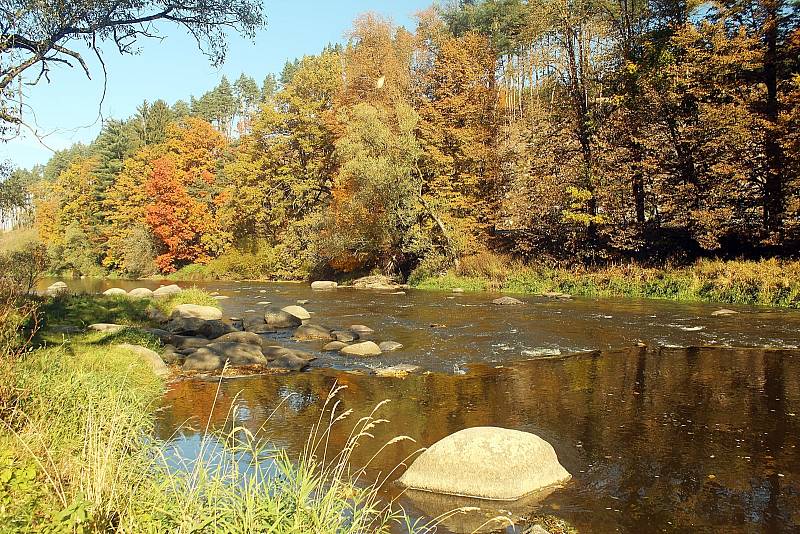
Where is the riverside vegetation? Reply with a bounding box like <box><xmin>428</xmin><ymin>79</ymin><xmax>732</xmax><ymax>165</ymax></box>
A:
<box><xmin>2</xmin><ymin>0</ymin><xmax>799</xmax><ymax>310</ymax></box>
<box><xmin>0</xmin><ymin>250</ymin><xmax>415</xmax><ymax>533</ymax></box>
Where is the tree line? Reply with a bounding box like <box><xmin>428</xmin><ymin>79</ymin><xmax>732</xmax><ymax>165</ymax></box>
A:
<box><xmin>3</xmin><ymin>0</ymin><xmax>799</xmax><ymax>279</ymax></box>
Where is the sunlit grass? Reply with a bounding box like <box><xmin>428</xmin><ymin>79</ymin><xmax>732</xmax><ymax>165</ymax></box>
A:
<box><xmin>411</xmin><ymin>253</ymin><xmax>800</xmax><ymax>308</ymax></box>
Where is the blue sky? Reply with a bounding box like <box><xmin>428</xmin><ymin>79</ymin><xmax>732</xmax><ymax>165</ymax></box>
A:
<box><xmin>2</xmin><ymin>0</ymin><xmax>434</xmax><ymax>170</ymax></box>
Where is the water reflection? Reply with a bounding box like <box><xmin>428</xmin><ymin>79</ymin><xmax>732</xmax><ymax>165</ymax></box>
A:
<box><xmin>156</xmin><ymin>347</ymin><xmax>800</xmax><ymax>533</ymax></box>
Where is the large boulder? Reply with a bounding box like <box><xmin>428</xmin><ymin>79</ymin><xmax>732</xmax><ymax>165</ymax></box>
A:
<box><xmin>88</xmin><ymin>323</ymin><xmax>128</xmax><ymax>333</ymax></box>
<box><xmin>182</xmin><ymin>342</ymin><xmax>267</xmax><ymax>371</ymax></box>
<box><xmin>340</xmin><ymin>341</ymin><xmax>382</xmax><ymax>357</ymax></box>
<box><xmin>145</xmin><ymin>306</ymin><xmax>169</xmax><ymax>324</ymax></box>
<box><xmin>171</xmin><ymin>304</ymin><xmax>223</xmax><ymax>321</ymax></box>
<box><xmin>349</xmin><ymin>324</ymin><xmax>374</xmax><ymax>336</ymax></box>
<box><xmin>281</xmin><ymin>305</ymin><xmax>311</xmax><ymax>321</ymax></box>
<box><xmin>128</xmin><ymin>287</ymin><xmax>154</xmax><ymax>298</ymax></box>
<box><xmin>294</xmin><ymin>323</ymin><xmax>332</xmax><ymax>341</ymax></box>
<box><xmin>116</xmin><ymin>344</ymin><xmax>169</xmax><ymax>378</ymax></box>
<box><xmin>323</xmin><ymin>341</ymin><xmax>348</xmax><ymax>351</ymax></box>
<box><xmin>264</xmin><ymin>308</ymin><xmax>302</xmax><ymax>328</ymax></box>
<box><xmin>397</xmin><ymin>427</ymin><xmax>571</xmax><ymax>501</ymax></box>
<box><xmin>351</xmin><ymin>275</ymin><xmax>404</xmax><ymax>291</ymax></box>
<box><xmin>45</xmin><ymin>282</ymin><xmax>68</xmax><ymax>296</ymax></box>
<box><xmin>103</xmin><ymin>288</ymin><xmax>127</xmax><ymax>296</ymax></box>
<box><xmin>311</xmin><ymin>280</ymin><xmax>338</xmax><ymax>290</ymax></box>
<box><xmin>152</xmin><ymin>284</ymin><xmax>183</xmax><ymax>298</ymax></box>
<box><xmin>492</xmin><ymin>296</ymin><xmax>524</xmax><ymax>306</ymax></box>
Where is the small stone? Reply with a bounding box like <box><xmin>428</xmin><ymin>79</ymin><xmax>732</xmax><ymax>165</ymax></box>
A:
<box><xmin>297</xmin><ymin>299</ymin><xmax>310</xmax><ymax>305</ymax></box>
<box><xmin>378</xmin><ymin>341</ymin><xmax>403</xmax><ymax>352</ymax></box>
<box><xmin>281</xmin><ymin>305</ymin><xmax>311</xmax><ymax>321</ymax></box>
<box><xmin>311</xmin><ymin>280</ymin><xmax>338</xmax><ymax>290</ymax></box>
<box><xmin>340</xmin><ymin>341</ymin><xmax>382</xmax><ymax>357</ymax></box>
<box><xmin>349</xmin><ymin>324</ymin><xmax>375</xmax><ymax>335</ymax></box>
<box><xmin>323</xmin><ymin>341</ymin><xmax>348</xmax><ymax>351</ymax></box>
<box><xmin>332</xmin><ymin>330</ymin><xmax>358</xmax><ymax>342</ymax></box>
<box><xmin>492</xmin><ymin>296</ymin><xmax>524</xmax><ymax>305</ymax></box>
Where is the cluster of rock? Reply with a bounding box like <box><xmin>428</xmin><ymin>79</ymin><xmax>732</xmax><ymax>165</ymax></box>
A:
<box><xmin>101</xmin><ymin>284</ymin><xmax>183</xmax><ymax>298</ymax></box>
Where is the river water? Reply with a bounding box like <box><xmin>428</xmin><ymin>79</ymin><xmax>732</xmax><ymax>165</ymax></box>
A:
<box><xmin>51</xmin><ymin>279</ymin><xmax>800</xmax><ymax>532</ymax></box>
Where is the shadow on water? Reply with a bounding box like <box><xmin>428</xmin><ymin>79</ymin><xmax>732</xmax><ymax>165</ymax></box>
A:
<box><xmin>156</xmin><ymin>347</ymin><xmax>800</xmax><ymax>533</ymax></box>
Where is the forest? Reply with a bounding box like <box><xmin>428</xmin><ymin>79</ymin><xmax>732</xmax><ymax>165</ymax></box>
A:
<box><xmin>2</xmin><ymin>0</ymin><xmax>799</xmax><ymax>281</ymax></box>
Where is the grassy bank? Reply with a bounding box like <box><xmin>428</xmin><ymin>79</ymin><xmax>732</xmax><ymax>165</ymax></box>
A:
<box><xmin>1</xmin><ymin>291</ymin><xmax>427</xmax><ymax>533</ymax></box>
<box><xmin>409</xmin><ymin>255</ymin><xmax>800</xmax><ymax>308</ymax></box>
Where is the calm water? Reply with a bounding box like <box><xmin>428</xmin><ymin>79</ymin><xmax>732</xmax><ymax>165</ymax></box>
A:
<box><xmin>47</xmin><ymin>279</ymin><xmax>800</xmax><ymax>532</ymax></box>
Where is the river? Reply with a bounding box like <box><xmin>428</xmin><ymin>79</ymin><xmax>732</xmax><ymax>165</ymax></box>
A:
<box><xmin>50</xmin><ymin>279</ymin><xmax>800</xmax><ymax>532</ymax></box>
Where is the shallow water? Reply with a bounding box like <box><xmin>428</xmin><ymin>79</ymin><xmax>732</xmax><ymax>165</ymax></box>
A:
<box><xmin>46</xmin><ymin>279</ymin><xmax>800</xmax><ymax>532</ymax></box>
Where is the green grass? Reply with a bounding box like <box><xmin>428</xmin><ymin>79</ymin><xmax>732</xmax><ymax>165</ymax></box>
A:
<box><xmin>410</xmin><ymin>254</ymin><xmax>800</xmax><ymax>308</ymax></box>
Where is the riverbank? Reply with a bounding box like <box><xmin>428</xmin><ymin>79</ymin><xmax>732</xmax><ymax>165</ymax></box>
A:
<box><xmin>409</xmin><ymin>256</ymin><xmax>800</xmax><ymax>309</ymax></box>
<box><xmin>0</xmin><ymin>291</ymin><xmax>414</xmax><ymax>533</ymax></box>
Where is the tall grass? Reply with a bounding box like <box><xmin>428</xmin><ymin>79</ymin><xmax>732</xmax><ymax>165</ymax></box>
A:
<box><xmin>411</xmin><ymin>252</ymin><xmax>800</xmax><ymax>308</ymax></box>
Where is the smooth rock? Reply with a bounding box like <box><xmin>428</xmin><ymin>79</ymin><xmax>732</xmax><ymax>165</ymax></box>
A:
<box><xmin>264</xmin><ymin>308</ymin><xmax>302</xmax><ymax>328</ymax></box>
<box><xmin>128</xmin><ymin>287</ymin><xmax>154</xmax><ymax>298</ymax></box>
<box><xmin>294</xmin><ymin>323</ymin><xmax>332</xmax><ymax>341</ymax></box>
<box><xmin>349</xmin><ymin>324</ymin><xmax>375</xmax><ymax>335</ymax></box>
<box><xmin>378</xmin><ymin>341</ymin><xmax>403</xmax><ymax>352</ymax></box>
<box><xmin>171</xmin><ymin>304</ymin><xmax>223</xmax><ymax>321</ymax></box>
<box><xmin>182</xmin><ymin>342</ymin><xmax>267</xmax><ymax>371</ymax></box>
<box><xmin>297</xmin><ymin>299</ymin><xmax>310</xmax><ymax>305</ymax></box>
<box><xmin>282</xmin><ymin>305</ymin><xmax>311</xmax><ymax>321</ymax></box>
<box><xmin>213</xmin><ymin>295</ymin><xmax>230</xmax><ymax>300</ymax></box>
<box><xmin>397</xmin><ymin>427</ymin><xmax>571</xmax><ymax>501</ymax></box>
<box><xmin>492</xmin><ymin>296</ymin><xmax>524</xmax><ymax>305</ymax></box>
<box><xmin>103</xmin><ymin>288</ymin><xmax>127</xmax><ymax>296</ymax></box>
<box><xmin>311</xmin><ymin>280</ymin><xmax>338</xmax><ymax>290</ymax></box>
<box><xmin>340</xmin><ymin>341</ymin><xmax>382</xmax><ymax>357</ymax></box>
<box><xmin>332</xmin><ymin>330</ymin><xmax>358</xmax><ymax>342</ymax></box>
<box><xmin>88</xmin><ymin>323</ymin><xmax>127</xmax><ymax>333</ymax></box>
<box><xmin>712</xmin><ymin>308</ymin><xmax>738</xmax><ymax>317</ymax></box>
<box><xmin>214</xmin><ymin>331</ymin><xmax>264</xmax><ymax>346</ymax></box>
<box><xmin>262</xmin><ymin>346</ymin><xmax>316</xmax><ymax>371</ymax></box>
<box><xmin>152</xmin><ymin>284</ymin><xmax>182</xmax><ymax>298</ymax></box>
<box><xmin>116</xmin><ymin>344</ymin><xmax>169</xmax><ymax>377</ymax></box>
<box><xmin>374</xmin><ymin>364</ymin><xmax>419</xmax><ymax>377</ymax></box>
<box><xmin>323</xmin><ymin>341</ymin><xmax>348</xmax><ymax>351</ymax></box>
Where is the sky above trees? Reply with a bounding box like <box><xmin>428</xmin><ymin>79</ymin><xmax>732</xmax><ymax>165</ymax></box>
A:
<box><xmin>1</xmin><ymin>0</ymin><xmax>431</xmax><ymax>169</ymax></box>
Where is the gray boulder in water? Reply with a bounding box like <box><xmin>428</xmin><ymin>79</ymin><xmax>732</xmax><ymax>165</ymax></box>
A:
<box><xmin>264</xmin><ymin>308</ymin><xmax>302</xmax><ymax>328</ymax></box>
<box><xmin>378</xmin><ymin>341</ymin><xmax>403</xmax><ymax>352</ymax></box>
<box><xmin>340</xmin><ymin>341</ymin><xmax>382</xmax><ymax>357</ymax></box>
<box><xmin>397</xmin><ymin>427</ymin><xmax>571</xmax><ymax>501</ymax></box>
<box><xmin>182</xmin><ymin>342</ymin><xmax>267</xmax><ymax>371</ymax></box>
<box><xmin>311</xmin><ymin>280</ymin><xmax>338</xmax><ymax>290</ymax></box>
<box><xmin>281</xmin><ymin>305</ymin><xmax>311</xmax><ymax>321</ymax></box>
